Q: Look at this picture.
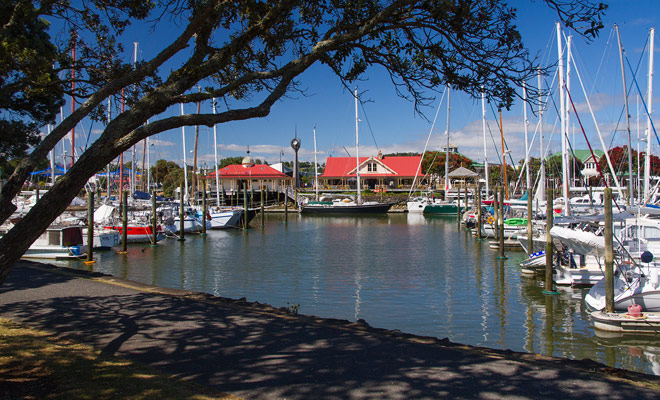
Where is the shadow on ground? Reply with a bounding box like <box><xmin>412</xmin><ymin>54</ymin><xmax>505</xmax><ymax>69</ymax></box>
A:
<box><xmin>1</xmin><ymin>263</ymin><xmax>658</xmax><ymax>399</ymax></box>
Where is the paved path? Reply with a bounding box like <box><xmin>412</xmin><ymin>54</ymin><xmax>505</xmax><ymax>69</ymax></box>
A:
<box><xmin>1</xmin><ymin>261</ymin><xmax>659</xmax><ymax>399</ymax></box>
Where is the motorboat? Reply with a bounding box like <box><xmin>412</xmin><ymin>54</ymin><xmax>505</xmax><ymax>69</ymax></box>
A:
<box><xmin>206</xmin><ymin>207</ymin><xmax>243</xmax><ymax>229</ymax></box>
<box><xmin>22</xmin><ymin>225</ymin><xmax>87</xmax><ymax>260</ymax></box>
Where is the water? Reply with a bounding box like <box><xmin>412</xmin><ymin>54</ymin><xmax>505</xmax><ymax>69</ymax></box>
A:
<box><xmin>62</xmin><ymin>213</ymin><xmax>660</xmax><ymax>375</ymax></box>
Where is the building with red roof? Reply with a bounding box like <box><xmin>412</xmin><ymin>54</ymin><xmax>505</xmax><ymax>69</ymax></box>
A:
<box><xmin>321</xmin><ymin>150</ymin><xmax>426</xmax><ymax>190</ymax></box>
<box><xmin>205</xmin><ymin>155</ymin><xmax>293</xmax><ymax>193</ymax></box>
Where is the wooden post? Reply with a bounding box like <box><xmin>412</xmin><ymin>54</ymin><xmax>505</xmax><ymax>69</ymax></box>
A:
<box><xmin>36</xmin><ymin>187</ymin><xmax>40</xmax><ymax>201</ymax></box>
<box><xmin>201</xmin><ymin>179</ymin><xmax>207</xmax><ymax>236</ymax></box>
<box><xmin>85</xmin><ymin>192</ymin><xmax>95</xmax><ymax>264</ymax></box>
<box><xmin>464</xmin><ymin>182</ymin><xmax>468</xmax><ymax>213</ymax></box>
<box><xmin>120</xmin><ymin>191</ymin><xmax>128</xmax><ymax>252</ymax></box>
<box><xmin>476</xmin><ymin>183</ymin><xmax>483</xmax><ymax>240</ymax></box>
<box><xmin>151</xmin><ymin>190</ymin><xmax>158</xmax><ymax>247</ymax></box>
<box><xmin>260</xmin><ymin>181</ymin><xmax>265</xmax><ymax>227</ymax></box>
<box><xmin>498</xmin><ymin>187</ymin><xmax>506</xmax><ymax>259</ymax></box>
<box><xmin>604</xmin><ymin>188</ymin><xmax>614</xmax><ymax>312</ymax></box>
<box><xmin>543</xmin><ymin>188</ymin><xmax>557</xmax><ymax>294</ymax></box>
<box><xmin>527</xmin><ymin>188</ymin><xmax>533</xmax><ymax>255</ymax></box>
<box><xmin>456</xmin><ymin>184</ymin><xmax>461</xmax><ymax>226</ymax></box>
<box><xmin>493</xmin><ymin>188</ymin><xmax>499</xmax><ymax>241</ymax></box>
<box><xmin>178</xmin><ymin>181</ymin><xmax>185</xmax><ymax>241</ymax></box>
<box><xmin>284</xmin><ymin>182</ymin><xmax>289</xmax><ymax>224</ymax></box>
<box><xmin>243</xmin><ymin>181</ymin><xmax>248</xmax><ymax>229</ymax></box>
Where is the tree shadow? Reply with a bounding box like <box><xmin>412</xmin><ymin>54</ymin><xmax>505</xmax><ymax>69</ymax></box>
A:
<box><xmin>1</xmin><ymin>265</ymin><xmax>659</xmax><ymax>399</ymax></box>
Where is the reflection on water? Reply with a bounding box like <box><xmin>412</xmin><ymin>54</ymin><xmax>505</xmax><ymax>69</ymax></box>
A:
<box><xmin>59</xmin><ymin>213</ymin><xmax>660</xmax><ymax>375</ymax></box>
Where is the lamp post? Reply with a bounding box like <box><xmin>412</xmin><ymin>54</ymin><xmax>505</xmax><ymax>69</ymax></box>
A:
<box><xmin>291</xmin><ymin>138</ymin><xmax>301</xmax><ymax>189</ymax></box>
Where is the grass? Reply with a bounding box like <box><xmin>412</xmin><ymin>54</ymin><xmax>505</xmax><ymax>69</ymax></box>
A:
<box><xmin>0</xmin><ymin>318</ymin><xmax>239</xmax><ymax>400</ymax></box>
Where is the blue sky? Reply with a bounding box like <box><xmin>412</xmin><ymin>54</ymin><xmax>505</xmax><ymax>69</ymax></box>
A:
<box><xmin>49</xmin><ymin>1</ymin><xmax>660</xmax><ymax>171</ymax></box>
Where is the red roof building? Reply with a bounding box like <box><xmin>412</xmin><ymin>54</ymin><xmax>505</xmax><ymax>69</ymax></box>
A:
<box><xmin>204</xmin><ymin>156</ymin><xmax>293</xmax><ymax>193</ymax></box>
<box><xmin>321</xmin><ymin>151</ymin><xmax>426</xmax><ymax>190</ymax></box>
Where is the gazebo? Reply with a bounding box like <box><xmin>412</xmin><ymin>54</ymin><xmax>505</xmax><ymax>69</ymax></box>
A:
<box><xmin>448</xmin><ymin>166</ymin><xmax>479</xmax><ymax>181</ymax></box>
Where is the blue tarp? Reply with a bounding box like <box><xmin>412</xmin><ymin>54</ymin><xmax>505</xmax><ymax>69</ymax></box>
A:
<box><xmin>30</xmin><ymin>165</ymin><xmax>66</xmax><ymax>176</ymax></box>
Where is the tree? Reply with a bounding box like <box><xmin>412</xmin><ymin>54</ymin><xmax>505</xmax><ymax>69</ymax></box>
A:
<box><xmin>0</xmin><ymin>0</ymin><xmax>607</xmax><ymax>283</ymax></box>
<box><xmin>421</xmin><ymin>151</ymin><xmax>474</xmax><ymax>177</ymax></box>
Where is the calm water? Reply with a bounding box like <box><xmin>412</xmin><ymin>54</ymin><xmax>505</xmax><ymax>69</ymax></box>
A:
<box><xmin>61</xmin><ymin>213</ymin><xmax>660</xmax><ymax>375</ymax></box>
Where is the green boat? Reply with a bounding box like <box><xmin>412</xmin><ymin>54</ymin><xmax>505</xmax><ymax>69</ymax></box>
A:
<box><xmin>424</xmin><ymin>202</ymin><xmax>463</xmax><ymax>215</ymax></box>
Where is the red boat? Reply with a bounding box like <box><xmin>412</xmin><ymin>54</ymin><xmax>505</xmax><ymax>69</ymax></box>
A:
<box><xmin>103</xmin><ymin>225</ymin><xmax>164</xmax><ymax>243</ymax></box>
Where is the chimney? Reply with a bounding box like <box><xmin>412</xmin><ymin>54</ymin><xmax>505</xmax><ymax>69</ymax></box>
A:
<box><xmin>377</xmin><ymin>149</ymin><xmax>383</xmax><ymax>160</ymax></box>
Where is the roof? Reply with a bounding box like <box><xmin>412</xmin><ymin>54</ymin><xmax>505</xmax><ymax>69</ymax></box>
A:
<box><xmin>205</xmin><ymin>164</ymin><xmax>292</xmax><ymax>179</ymax></box>
<box><xmin>448</xmin><ymin>166</ymin><xmax>479</xmax><ymax>178</ymax></box>
<box><xmin>551</xmin><ymin>149</ymin><xmax>604</xmax><ymax>163</ymax></box>
<box><xmin>321</xmin><ymin>155</ymin><xmax>423</xmax><ymax>177</ymax></box>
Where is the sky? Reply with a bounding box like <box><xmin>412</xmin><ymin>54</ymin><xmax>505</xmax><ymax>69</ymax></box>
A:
<box><xmin>48</xmin><ymin>1</ymin><xmax>660</xmax><ymax>173</ymax></box>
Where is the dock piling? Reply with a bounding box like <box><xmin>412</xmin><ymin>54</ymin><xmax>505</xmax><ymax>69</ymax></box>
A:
<box><xmin>604</xmin><ymin>188</ymin><xmax>614</xmax><ymax>312</ymax></box>
<box><xmin>85</xmin><ymin>192</ymin><xmax>95</xmax><ymax>264</ymax></box>
<box><xmin>120</xmin><ymin>191</ymin><xmax>128</xmax><ymax>252</ymax></box>
<box><xmin>498</xmin><ymin>187</ymin><xmax>506</xmax><ymax>259</ymax></box>
<box><xmin>543</xmin><ymin>189</ymin><xmax>558</xmax><ymax>295</ymax></box>
<box><xmin>178</xmin><ymin>181</ymin><xmax>185</xmax><ymax>241</ymax></box>
<box><xmin>151</xmin><ymin>190</ymin><xmax>158</xmax><ymax>247</ymax></box>
<box><xmin>527</xmin><ymin>188</ymin><xmax>533</xmax><ymax>255</ymax></box>
<box><xmin>201</xmin><ymin>180</ymin><xmax>207</xmax><ymax>237</ymax></box>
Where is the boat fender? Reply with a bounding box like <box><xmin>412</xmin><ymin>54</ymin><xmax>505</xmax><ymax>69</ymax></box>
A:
<box><xmin>651</xmin><ymin>268</ymin><xmax>660</xmax><ymax>289</ymax></box>
<box><xmin>70</xmin><ymin>245</ymin><xmax>82</xmax><ymax>256</ymax></box>
<box><xmin>626</xmin><ymin>304</ymin><xmax>643</xmax><ymax>318</ymax></box>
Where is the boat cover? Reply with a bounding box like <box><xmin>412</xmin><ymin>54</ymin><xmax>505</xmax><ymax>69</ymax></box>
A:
<box><xmin>94</xmin><ymin>205</ymin><xmax>115</xmax><ymax>223</ymax></box>
<box><xmin>550</xmin><ymin>226</ymin><xmax>605</xmax><ymax>256</ymax></box>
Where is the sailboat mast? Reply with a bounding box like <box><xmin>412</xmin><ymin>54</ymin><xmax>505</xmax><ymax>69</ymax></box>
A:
<box><xmin>48</xmin><ymin>124</ymin><xmax>55</xmax><ymax>185</ymax></box>
<box><xmin>130</xmin><ymin>42</ymin><xmax>138</xmax><ymax>196</ymax></box>
<box><xmin>70</xmin><ymin>34</ymin><xmax>76</xmax><ymax>168</ymax></box>
<box><xmin>107</xmin><ymin>97</ymin><xmax>112</xmax><ymax>201</ymax></box>
<box><xmin>481</xmin><ymin>89</ymin><xmax>489</xmax><ymax>196</ymax></box>
<box><xmin>644</xmin><ymin>28</ymin><xmax>654</xmax><ymax>200</ymax></box>
<box><xmin>499</xmin><ymin>109</ymin><xmax>508</xmax><ymax>199</ymax></box>
<box><xmin>445</xmin><ymin>85</ymin><xmax>451</xmax><ymax>195</ymax></box>
<box><xmin>212</xmin><ymin>98</ymin><xmax>221</xmax><ymax>206</ymax></box>
<box><xmin>616</xmin><ymin>25</ymin><xmax>634</xmax><ymax>205</ymax></box>
<box><xmin>313</xmin><ymin>125</ymin><xmax>319</xmax><ymax>201</ymax></box>
<box><xmin>354</xmin><ymin>88</ymin><xmax>361</xmax><ymax>204</ymax></box>
<box><xmin>566</xmin><ymin>35</ymin><xmax>573</xmax><ymax>195</ymax></box>
<box><xmin>538</xmin><ymin>68</ymin><xmax>546</xmax><ymax>202</ymax></box>
<box><xmin>192</xmin><ymin>87</ymin><xmax>201</xmax><ymax>205</ymax></box>
<box><xmin>557</xmin><ymin>22</ymin><xmax>569</xmax><ymax>215</ymax></box>
<box><xmin>180</xmin><ymin>103</ymin><xmax>188</xmax><ymax>203</ymax></box>
<box><xmin>523</xmin><ymin>83</ymin><xmax>530</xmax><ymax>191</ymax></box>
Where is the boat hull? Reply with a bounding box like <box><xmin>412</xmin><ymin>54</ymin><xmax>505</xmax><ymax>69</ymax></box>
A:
<box><xmin>424</xmin><ymin>204</ymin><xmax>461</xmax><ymax>215</ymax></box>
<box><xmin>301</xmin><ymin>203</ymin><xmax>392</xmax><ymax>214</ymax></box>
<box><xmin>209</xmin><ymin>209</ymin><xmax>243</xmax><ymax>229</ymax></box>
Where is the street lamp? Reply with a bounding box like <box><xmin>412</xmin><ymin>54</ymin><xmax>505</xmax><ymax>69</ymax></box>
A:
<box><xmin>291</xmin><ymin>138</ymin><xmax>301</xmax><ymax>189</ymax></box>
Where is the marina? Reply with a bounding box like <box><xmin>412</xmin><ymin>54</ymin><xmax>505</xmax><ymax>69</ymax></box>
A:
<box><xmin>42</xmin><ymin>211</ymin><xmax>660</xmax><ymax>377</ymax></box>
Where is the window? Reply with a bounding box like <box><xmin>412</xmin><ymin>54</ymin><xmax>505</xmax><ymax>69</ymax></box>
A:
<box><xmin>367</xmin><ymin>162</ymin><xmax>377</xmax><ymax>172</ymax></box>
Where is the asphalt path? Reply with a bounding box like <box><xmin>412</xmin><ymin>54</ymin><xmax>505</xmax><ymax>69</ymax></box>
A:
<box><xmin>1</xmin><ymin>261</ymin><xmax>659</xmax><ymax>399</ymax></box>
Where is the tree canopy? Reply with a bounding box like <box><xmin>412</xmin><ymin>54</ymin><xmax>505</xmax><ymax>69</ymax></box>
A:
<box><xmin>0</xmin><ymin>0</ymin><xmax>607</xmax><ymax>283</ymax></box>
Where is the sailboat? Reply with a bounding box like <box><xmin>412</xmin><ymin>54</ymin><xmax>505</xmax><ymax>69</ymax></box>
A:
<box><xmin>420</xmin><ymin>85</ymin><xmax>463</xmax><ymax>215</ymax></box>
<box><xmin>300</xmin><ymin>89</ymin><xmax>391</xmax><ymax>215</ymax></box>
